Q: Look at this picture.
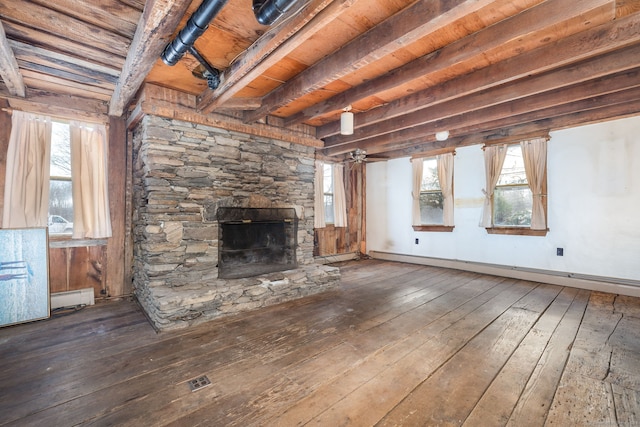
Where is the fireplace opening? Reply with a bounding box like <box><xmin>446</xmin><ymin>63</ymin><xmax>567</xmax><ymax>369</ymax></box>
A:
<box><xmin>217</xmin><ymin>207</ymin><xmax>298</xmax><ymax>279</ymax></box>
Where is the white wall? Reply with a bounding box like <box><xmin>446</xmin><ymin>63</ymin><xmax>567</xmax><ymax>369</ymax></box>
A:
<box><xmin>366</xmin><ymin>115</ymin><xmax>640</xmax><ymax>282</ymax></box>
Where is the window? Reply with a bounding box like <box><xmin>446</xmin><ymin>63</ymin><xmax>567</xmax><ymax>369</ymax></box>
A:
<box><xmin>323</xmin><ymin>163</ymin><xmax>334</xmax><ymax>224</ymax></box>
<box><xmin>411</xmin><ymin>153</ymin><xmax>454</xmax><ymax>232</ymax></box>
<box><xmin>48</xmin><ymin>122</ymin><xmax>73</xmax><ymax>235</ymax></box>
<box><xmin>419</xmin><ymin>158</ymin><xmax>444</xmax><ymax>225</ymax></box>
<box><xmin>4</xmin><ymin>111</ymin><xmax>111</xmax><ymax>238</ymax></box>
<box><xmin>493</xmin><ymin>145</ymin><xmax>531</xmax><ymax>227</ymax></box>
<box><xmin>482</xmin><ymin>138</ymin><xmax>548</xmax><ymax>236</ymax></box>
<box><xmin>314</xmin><ymin>161</ymin><xmax>347</xmax><ymax>229</ymax></box>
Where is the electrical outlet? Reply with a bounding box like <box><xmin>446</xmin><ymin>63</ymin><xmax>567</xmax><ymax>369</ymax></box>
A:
<box><xmin>557</xmin><ymin>248</ymin><xmax>564</xmax><ymax>256</ymax></box>
<box><xmin>415</xmin><ymin>238</ymin><xmax>419</xmax><ymax>245</ymax></box>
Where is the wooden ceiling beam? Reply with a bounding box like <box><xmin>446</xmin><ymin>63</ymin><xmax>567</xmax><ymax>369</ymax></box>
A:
<box><xmin>197</xmin><ymin>0</ymin><xmax>350</xmax><ymax>114</ymax></box>
<box><xmin>285</xmin><ymin>0</ymin><xmax>613</xmax><ymax>126</ymax></box>
<box><xmin>0</xmin><ymin>0</ymin><xmax>130</xmax><ymax>56</ymax></box>
<box><xmin>21</xmin><ymin>70</ymin><xmax>113</xmax><ymax>100</ymax></box>
<box><xmin>27</xmin><ymin>0</ymin><xmax>141</xmax><ymax>38</ymax></box>
<box><xmin>215</xmin><ymin>97</ymin><xmax>262</xmax><ymax>110</ymax></box>
<box><xmin>318</xmin><ymin>12</ymin><xmax>640</xmax><ymax>139</ymax></box>
<box><xmin>109</xmin><ymin>0</ymin><xmax>192</xmax><ymax>117</ymax></box>
<box><xmin>243</xmin><ymin>0</ymin><xmax>496</xmax><ymax>123</ymax></box>
<box><xmin>0</xmin><ymin>20</ymin><xmax>25</xmax><ymax>97</ymax></box>
<box><xmin>450</xmin><ymin>81</ymin><xmax>640</xmax><ymax>137</ymax></box>
<box><xmin>11</xmin><ymin>40</ymin><xmax>119</xmax><ymax>86</ymax></box>
<box><xmin>364</xmin><ymin>98</ymin><xmax>640</xmax><ymax>160</ymax></box>
<box><xmin>0</xmin><ymin>88</ymin><xmax>108</xmax><ymax>122</ymax></box>
<box><xmin>323</xmin><ymin>42</ymin><xmax>640</xmax><ymax>147</ymax></box>
<box><xmin>375</xmin><ymin>69</ymin><xmax>640</xmax><ymax>151</ymax></box>
<box><xmin>324</xmin><ymin>81</ymin><xmax>640</xmax><ymax>157</ymax></box>
<box><xmin>1</xmin><ymin>21</ymin><xmax>126</xmax><ymax>69</ymax></box>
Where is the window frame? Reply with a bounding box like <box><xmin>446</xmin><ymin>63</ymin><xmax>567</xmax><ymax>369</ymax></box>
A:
<box><xmin>322</xmin><ymin>162</ymin><xmax>335</xmax><ymax>225</ymax></box>
<box><xmin>485</xmin><ymin>142</ymin><xmax>548</xmax><ymax>236</ymax></box>
<box><xmin>412</xmin><ymin>155</ymin><xmax>454</xmax><ymax>233</ymax></box>
<box><xmin>48</xmin><ymin>120</ymin><xmax>74</xmax><ymax>238</ymax></box>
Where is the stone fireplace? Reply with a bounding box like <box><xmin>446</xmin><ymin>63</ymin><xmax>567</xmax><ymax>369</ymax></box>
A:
<box><xmin>131</xmin><ymin>115</ymin><xmax>340</xmax><ymax>330</ymax></box>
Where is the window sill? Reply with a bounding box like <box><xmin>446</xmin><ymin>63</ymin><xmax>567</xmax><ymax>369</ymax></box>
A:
<box><xmin>412</xmin><ymin>225</ymin><xmax>455</xmax><ymax>232</ymax></box>
<box><xmin>49</xmin><ymin>236</ymin><xmax>108</xmax><ymax>248</ymax></box>
<box><xmin>485</xmin><ymin>227</ymin><xmax>548</xmax><ymax>236</ymax></box>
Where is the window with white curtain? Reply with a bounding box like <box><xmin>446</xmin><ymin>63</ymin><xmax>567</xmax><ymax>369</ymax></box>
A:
<box><xmin>412</xmin><ymin>152</ymin><xmax>454</xmax><ymax>231</ymax></box>
<box><xmin>483</xmin><ymin>137</ymin><xmax>548</xmax><ymax>235</ymax></box>
<box><xmin>323</xmin><ymin>163</ymin><xmax>335</xmax><ymax>224</ymax></box>
<box><xmin>493</xmin><ymin>144</ymin><xmax>532</xmax><ymax>227</ymax></box>
<box><xmin>419</xmin><ymin>158</ymin><xmax>444</xmax><ymax>225</ymax></box>
<box><xmin>3</xmin><ymin>111</ymin><xmax>111</xmax><ymax>239</ymax></box>
<box><xmin>314</xmin><ymin>161</ymin><xmax>347</xmax><ymax>229</ymax></box>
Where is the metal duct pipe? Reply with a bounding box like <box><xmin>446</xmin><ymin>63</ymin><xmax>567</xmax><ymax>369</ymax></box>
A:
<box><xmin>253</xmin><ymin>0</ymin><xmax>298</xmax><ymax>26</ymax></box>
<box><xmin>188</xmin><ymin>46</ymin><xmax>220</xmax><ymax>90</ymax></box>
<box><xmin>162</xmin><ymin>0</ymin><xmax>229</xmax><ymax>66</ymax></box>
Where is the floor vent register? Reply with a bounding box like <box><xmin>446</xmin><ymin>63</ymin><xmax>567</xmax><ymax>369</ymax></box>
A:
<box><xmin>187</xmin><ymin>375</ymin><xmax>212</xmax><ymax>392</ymax></box>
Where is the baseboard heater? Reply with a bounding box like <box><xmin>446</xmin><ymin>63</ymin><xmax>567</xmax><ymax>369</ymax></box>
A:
<box><xmin>50</xmin><ymin>288</ymin><xmax>95</xmax><ymax>310</ymax></box>
<box><xmin>369</xmin><ymin>251</ymin><xmax>640</xmax><ymax>298</ymax></box>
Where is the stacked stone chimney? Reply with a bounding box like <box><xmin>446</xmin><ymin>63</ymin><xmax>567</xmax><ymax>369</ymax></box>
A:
<box><xmin>131</xmin><ymin>115</ymin><xmax>339</xmax><ymax>330</ymax></box>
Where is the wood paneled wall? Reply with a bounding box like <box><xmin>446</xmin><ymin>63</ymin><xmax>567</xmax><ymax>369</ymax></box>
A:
<box><xmin>315</xmin><ymin>162</ymin><xmax>366</xmax><ymax>257</ymax></box>
<box><xmin>0</xmin><ymin>106</ymin><xmax>130</xmax><ymax>299</ymax></box>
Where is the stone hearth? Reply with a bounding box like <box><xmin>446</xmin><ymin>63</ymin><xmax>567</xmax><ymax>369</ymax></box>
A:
<box><xmin>131</xmin><ymin>115</ymin><xmax>340</xmax><ymax>330</ymax></box>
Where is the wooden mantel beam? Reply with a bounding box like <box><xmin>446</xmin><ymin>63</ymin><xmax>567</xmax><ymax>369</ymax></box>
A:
<box><xmin>128</xmin><ymin>84</ymin><xmax>322</xmax><ymax>147</ymax></box>
<box><xmin>109</xmin><ymin>0</ymin><xmax>192</xmax><ymax>117</ymax></box>
<box><xmin>0</xmin><ymin>20</ymin><xmax>25</xmax><ymax>97</ymax></box>
<box><xmin>243</xmin><ymin>0</ymin><xmax>496</xmax><ymax>123</ymax></box>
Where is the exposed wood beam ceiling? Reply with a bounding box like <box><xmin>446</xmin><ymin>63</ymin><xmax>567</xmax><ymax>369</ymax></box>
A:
<box><xmin>109</xmin><ymin>0</ymin><xmax>193</xmax><ymax>116</ymax></box>
<box><xmin>240</xmin><ymin>0</ymin><xmax>497</xmax><ymax>123</ymax></box>
<box><xmin>0</xmin><ymin>0</ymin><xmax>639</xmax><ymax>157</ymax></box>
<box><xmin>0</xmin><ymin>20</ymin><xmax>25</xmax><ymax>97</ymax></box>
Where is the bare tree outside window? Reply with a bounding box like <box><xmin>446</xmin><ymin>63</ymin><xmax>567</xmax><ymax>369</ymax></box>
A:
<box><xmin>48</xmin><ymin>122</ymin><xmax>73</xmax><ymax>234</ymax></box>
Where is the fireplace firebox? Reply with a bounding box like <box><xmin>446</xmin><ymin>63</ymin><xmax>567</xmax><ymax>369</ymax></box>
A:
<box><xmin>217</xmin><ymin>207</ymin><xmax>298</xmax><ymax>279</ymax></box>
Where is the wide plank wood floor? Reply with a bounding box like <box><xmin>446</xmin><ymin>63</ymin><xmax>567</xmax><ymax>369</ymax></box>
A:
<box><xmin>1</xmin><ymin>260</ymin><xmax>639</xmax><ymax>426</ymax></box>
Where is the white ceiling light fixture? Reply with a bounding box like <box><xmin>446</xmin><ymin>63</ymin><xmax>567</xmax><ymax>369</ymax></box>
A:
<box><xmin>340</xmin><ymin>105</ymin><xmax>354</xmax><ymax>135</ymax></box>
<box><xmin>435</xmin><ymin>130</ymin><xmax>449</xmax><ymax>141</ymax></box>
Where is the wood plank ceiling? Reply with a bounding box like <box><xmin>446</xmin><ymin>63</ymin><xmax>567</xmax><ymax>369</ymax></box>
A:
<box><xmin>1</xmin><ymin>0</ymin><xmax>640</xmax><ymax>160</ymax></box>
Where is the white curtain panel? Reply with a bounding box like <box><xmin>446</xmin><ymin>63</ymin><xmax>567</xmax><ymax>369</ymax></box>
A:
<box><xmin>437</xmin><ymin>152</ymin><xmax>455</xmax><ymax>227</ymax></box>
<box><xmin>314</xmin><ymin>160</ymin><xmax>326</xmax><ymax>229</ymax></box>
<box><xmin>411</xmin><ymin>158</ymin><xmax>423</xmax><ymax>226</ymax></box>
<box><xmin>70</xmin><ymin>121</ymin><xmax>112</xmax><ymax>239</ymax></box>
<box><xmin>521</xmin><ymin>137</ymin><xmax>548</xmax><ymax>230</ymax></box>
<box><xmin>333</xmin><ymin>163</ymin><xmax>347</xmax><ymax>227</ymax></box>
<box><xmin>479</xmin><ymin>144</ymin><xmax>508</xmax><ymax>227</ymax></box>
<box><xmin>2</xmin><ymin>111</ymin><xmax>52</xmax><ymax>228</ymax></box>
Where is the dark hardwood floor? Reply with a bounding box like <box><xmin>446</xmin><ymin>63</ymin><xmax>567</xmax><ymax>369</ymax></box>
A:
<box><xmin>1</xmin><ymin>260</ymin><xmax>639</xmax><ymax>426</ymax></box>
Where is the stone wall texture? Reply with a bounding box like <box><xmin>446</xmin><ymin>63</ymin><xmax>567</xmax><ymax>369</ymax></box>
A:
<box><xmin>131</xmin><ymin>115</ymin><xmax>340</xmax><ymax>330</ymax></box>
